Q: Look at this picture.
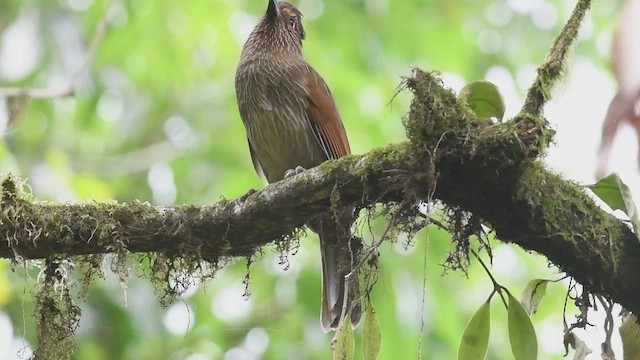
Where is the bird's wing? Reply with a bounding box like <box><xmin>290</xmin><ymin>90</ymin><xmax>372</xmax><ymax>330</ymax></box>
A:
<box><xmin>247</xmin><ymin>138</ymin><xmax>265</xmax><ymax>179</ymax></box>
<box><xmin>305</xmin><ymin>68</ymin><xmax>351</xmax><ymax>160</ymax></box>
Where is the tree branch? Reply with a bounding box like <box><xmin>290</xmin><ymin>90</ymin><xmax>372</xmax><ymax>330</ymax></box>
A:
<box><xmin>0</xmin><ymin>0</ymin><xmax>113</xmax><ymax>99</ymax></box>
<box><xmin>2</xmin><ymin>69</ymin><xmax>639</xmax><ymax>318</ymax></box>
<box><xmin>521</xmin><ymin>0</ymin><xmax>591</xmax><ymax>116</ymax></box>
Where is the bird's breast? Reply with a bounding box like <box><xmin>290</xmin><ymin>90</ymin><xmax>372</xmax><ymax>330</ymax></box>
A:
<box><xmin>236</xmin><ymin>59</ymin><xmax>327</xmax><ymax>182</ymax></box>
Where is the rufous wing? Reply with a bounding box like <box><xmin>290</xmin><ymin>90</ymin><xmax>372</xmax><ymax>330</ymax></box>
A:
<box><xmin>305</xmin><ymin>68</ymin><xmax>351</xmax><ymax>160</ymax></box>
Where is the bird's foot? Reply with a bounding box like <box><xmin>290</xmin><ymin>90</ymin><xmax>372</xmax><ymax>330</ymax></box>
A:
<box><xmin>235</xmin><ymin>188</ymin><xmax>257</xmax><ymax>204</ymax></box>
<box><xmin>284</xmin><ymin>166</ymin><xmax>306</xmax><ymax>179</ymax></box>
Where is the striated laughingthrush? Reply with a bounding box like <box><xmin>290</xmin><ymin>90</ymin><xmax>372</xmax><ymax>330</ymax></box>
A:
<box><xmin>235</xmin><ymin>0</ymin><xmax>361</xmax><ymax>331</ymax></box>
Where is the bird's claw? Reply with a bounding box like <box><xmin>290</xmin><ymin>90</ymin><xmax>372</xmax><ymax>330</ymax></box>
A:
<box><xmin>284</xmin><ymin>166</ymin><xmax>306</xmax><ymax>179</ymax></box>
<box><xmin>235</xmin><ymin>188</ymin><xmax>257</xmax><ymax>204</ymax></box>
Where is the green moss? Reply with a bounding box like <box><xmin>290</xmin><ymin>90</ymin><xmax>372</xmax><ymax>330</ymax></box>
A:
<box><xmin>33</xmin><ymin>260</ymin><xmax>81</xmax><ymax>360</ymax></box>
<box><xmin>1</xmin><ymin>175</ymin><xmax>18</xmax><ymax>199</ymax></box>
<box><xmin>514</xmin><ymin>164</ymin><xmax>625</xmax><ymax>283</ymax></box>
<box><xmin>1</xmin><ymin>175</ymin><xmax>238</xmax><ymax>357</ymax></box>
<box><xmin>402</xmin><ymin>70</ymin><xmax>478</xmax><ymax>154</ymax></box>
<box><xmin>518</xmin><ymin>165</ymin><xmax>600</xmax><ymax>237</ymax></box>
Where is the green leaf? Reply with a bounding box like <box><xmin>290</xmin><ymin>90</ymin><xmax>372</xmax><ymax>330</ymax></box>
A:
<box><xmin>332</xmin><ymin>315</ymin><xmax>355</xmax><ymax>360</ymax></box>
<box><xmin>507</xmin><ymin>292</ymin><xmax>538</xmax><ymax>360</ymax></box>
<box><xmin>588</xmin><ymin>173</ymin><xmax>640</xmax><ymax>239</ymax></box>
<box><xmin>363</xmin><ymin>299</ymin><xmax>382</xmax><ymax>360</ymax></box>
<box><xmin>458</xmin><ymin>80</ymin><xmax>506</xmax><ymax>121</ymax></box>
<box><xmin>520</xmin><ymin>279</ymin><xmax>549</xmax><ymax>315</ymax></box>
<box><xmin>457</xmin><ymin>299</ymin><xmax>491</xmax><ymax>360</ymax></box>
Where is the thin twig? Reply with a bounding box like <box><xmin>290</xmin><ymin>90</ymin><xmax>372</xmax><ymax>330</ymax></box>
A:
<box><xmin>339</xmin><ymin>209</ymin><xmax>401</xmax><ymax>328</ymax></box>
<box><xmin>471</xmin><ymin>248</ymin><xmax>507</xmax><ymax>308</ymax></box>
<box><xmin>346</xmin><ymin>210</ymin><xmax>399</xmax><ymax>280</ymax></box>
<box><xmin>520</xmin><ymin>0</ymin><xmax>592</xmax><ymax>116</ymax></box>
<box><xmin>418</xmin><ymin>175</ymin><xmax>438</xmax><ymax>359</ymax></box>
<box><xmin>595</xmin><ymin>294</ymin><xmax>616</xmax><ymax>359</ymax></box>
<box><xmin>417</xmin><ymin>226</ymin><xmax>430</xmax><ymax>360</ymax></box>
<box><xmin>562</xmin><ymin>278</ymin><xmax>573</xmax><ymax>331</ymax></box>
<box><xmin>0</xmin><ymin>0</ymin><xmax>114</xmax><ymax>99</ymax></box>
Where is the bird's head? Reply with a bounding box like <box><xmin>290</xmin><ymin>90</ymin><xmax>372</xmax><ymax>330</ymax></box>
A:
<box><xmin>261</xmin><ymin>0</ymin><xmax>306</xmax><ymax>48</ymax></box>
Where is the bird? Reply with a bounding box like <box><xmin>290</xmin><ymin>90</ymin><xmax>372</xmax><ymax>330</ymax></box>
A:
<box><xmin>234</xmin><ymin>0</ymin><xmax>361</xmax><ymax>332</ymax></box>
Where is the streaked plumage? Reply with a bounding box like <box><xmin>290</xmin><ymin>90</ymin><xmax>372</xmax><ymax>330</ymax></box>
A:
<box><xmin>235</xmin><ymin>0</ymin><xmax>360</xmax><ymax>331</ymax></box>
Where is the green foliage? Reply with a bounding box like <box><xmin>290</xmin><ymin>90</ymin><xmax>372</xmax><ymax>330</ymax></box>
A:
<box><xmin>458</xmin><ymin>80</ymin><xmax>506</xmax><ymax>121</ymax></box>
<box><xmin>362</xmin><ymin>298</ymin><xmax>381</xmax><ymax>360</ymax></box>
<box><xmin>458</xmin><ymin>299</ymin><xmax>490</xmax><ymax>360</ymax></box>
<box><xmin>507</xmin><ymin>291</ymin><xmax>538</xmax><ymax>360</ymax></box>
<box><xmin>588</xmin><ymin>173</ymin><xmax>640</xmax><ymax>238</ymax></box>
<box><xmin>520</xmin><ymin>279</ymin><xmax>550</xmax><ymax>315</ymax></box>
<box><xmin>333</xmin><ymin>316</ymin><xmax>355</xmax><ymax>360</ymax></box>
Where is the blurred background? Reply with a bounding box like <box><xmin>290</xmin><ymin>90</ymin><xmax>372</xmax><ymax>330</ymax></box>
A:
<box><xmin>0</xmin><ymin>0</ymin><xmax>634</xmax><ymax>359</ymax></box>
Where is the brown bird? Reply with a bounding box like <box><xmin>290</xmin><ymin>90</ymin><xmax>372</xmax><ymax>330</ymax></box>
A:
<box><xmin>235</xmin><ymin>0</ymin><xmax>361</xmax><ymax>331</ymax></box>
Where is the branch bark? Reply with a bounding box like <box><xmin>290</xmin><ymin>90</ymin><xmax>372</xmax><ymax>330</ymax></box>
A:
<box><xmin>9</xmin><ymin>0</ymin><xmax>633</xmax><ymax>358</ymax></box>
<box><xmin>2</xmin><ymin>68</ymin><xmax>639</xmax><ymax>317</ymax></box>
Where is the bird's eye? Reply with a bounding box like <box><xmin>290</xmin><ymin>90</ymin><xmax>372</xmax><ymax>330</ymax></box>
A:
<box><xmin>288</xmin><ymin>17</ymin><xmax>296</xmax><ymax>28</ymax></box>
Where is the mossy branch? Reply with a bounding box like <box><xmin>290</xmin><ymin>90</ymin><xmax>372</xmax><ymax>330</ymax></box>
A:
<box><xmin>521</xmin><ymin>0</ymin><xmax>592</xmax><ymax>117</ymax></box>
<box><xmin>7</xmin><ymin>1</ymin><xmax>621</xmax><ymax>358</ymax></box>
<box><xmin>2</xmin><ymin>69</ymin><xmax>640</xmax><ymax>318</ymax></box>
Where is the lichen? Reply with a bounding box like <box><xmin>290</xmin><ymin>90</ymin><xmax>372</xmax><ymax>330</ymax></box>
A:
<box><xmin>32</xmin><ymin>260</ymin><xmax>81</xmax><ymax>360</ymax></box>
<box><xmin>0</xmin><ymin>174</ymin><xmax>239</xmax><ymax>358</ymax></box>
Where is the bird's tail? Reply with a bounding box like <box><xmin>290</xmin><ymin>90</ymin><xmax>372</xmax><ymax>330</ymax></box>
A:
<box><xmin>311</xmin><ymin>214</ymin><xmax>362</xmax><ymax>332</ymax></box>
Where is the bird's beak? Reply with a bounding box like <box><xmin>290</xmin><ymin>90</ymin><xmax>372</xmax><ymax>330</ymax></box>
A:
<box><xmin>267</xmin><ymin>0</ymin><xmax>281</xmax><ymax>20</ymax></box>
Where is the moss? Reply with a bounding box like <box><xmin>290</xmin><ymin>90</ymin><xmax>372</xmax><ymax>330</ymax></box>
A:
<box><xmin>402</xmin><ymin>70</ymin><xmax>555</xmax><ymax>169</ymax></box>
<box><xmin>1</xmin><ymin>175</ymin><xmax>18</xmax><ymax>199</ymax></box>
<box><xmin>0</xmin><ymin>175</ymin><xmax>240</xmax><ymax>357</ymax></box>
<box><xmin>517</xmin><ymin>165</ymin><xmax>606</xmax><ymax>240</ymax></box>
<box><xmin>33</xmin><ymin>260</ymin><xmax>81</xmax><ymax>360</ymax></box>
<box><xmin>402</xmin><ymin>70</ymin><xmax>479</xmax><ymax>156</ymax></box>
<box><xmin>514</xmin><ymin>164</ymin><xmax>625</xmax><ymax>290</ymax></box>
<box><xmin>0</xmin><ymin>2</ymin><xmax>605</xmax><ymax>348</ymax></box>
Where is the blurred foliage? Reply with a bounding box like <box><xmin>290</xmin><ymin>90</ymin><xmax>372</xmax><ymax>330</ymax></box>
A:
<box><xmin>0</xmin><ymin>0</ymin><xmax>622</xmax><ymax>359</ymax></box>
